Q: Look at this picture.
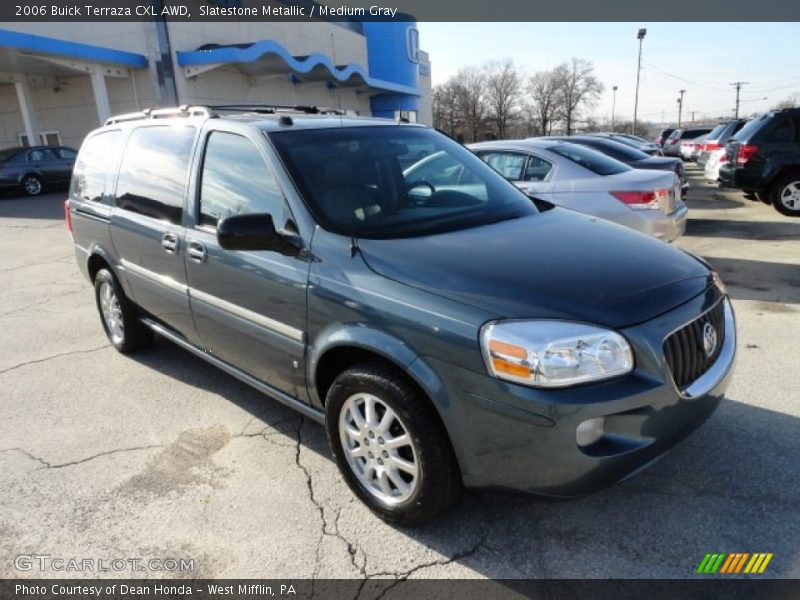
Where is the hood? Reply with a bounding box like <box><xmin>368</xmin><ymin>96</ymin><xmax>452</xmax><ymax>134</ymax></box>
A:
<box><xmin>358</xmin><ymin>210</ymin><xmax>710</xmax><ymax>329</ymax></box>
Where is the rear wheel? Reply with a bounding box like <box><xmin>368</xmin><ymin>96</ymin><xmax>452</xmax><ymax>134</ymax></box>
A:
<box><xmin>325</xmin><ymin>360</ymin><xmax>462</xmax><ymax>525</ymax></box>
<box><xmin>771</xmin><ymin>176</ymin><xmax>800</xmax><ymax>217</ymax></box>
<box><xmin>94</xmin><ymin>269</ymin><xmax>153</xmax><ymax>353</ymax></box>
<box><xmin>21</xmin><ymin>175</ymin><xmax>43</xmax><ymax>196</ymax></box>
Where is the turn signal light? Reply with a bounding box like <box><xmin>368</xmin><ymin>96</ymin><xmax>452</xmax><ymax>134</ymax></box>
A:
<box><xmin>64</xmin><ymin>199</ymin><xmax>73</xmax><ymax>235</ymax></box>
<box><xmin>488</xmin><ymin>340</ymin><xmax>532</xmax><ymax>378</ymax></box>
<box><xmin>736</xmin><ymin>144</ymin><xmax>759</xmax><ymax>165</ymax></box>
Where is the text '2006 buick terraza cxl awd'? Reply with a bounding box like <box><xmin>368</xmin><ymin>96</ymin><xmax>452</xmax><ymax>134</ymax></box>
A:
<box><xmin>66</xmin><ymin>106</ymin><xmax>736</xmax><ymax>525</ymax></box>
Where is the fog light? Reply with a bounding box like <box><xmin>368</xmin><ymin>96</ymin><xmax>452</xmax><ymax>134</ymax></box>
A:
<box><xmin>576</xmin><ymin>417</ymin><xmax>605</xmax><ymax>447</ymax></box>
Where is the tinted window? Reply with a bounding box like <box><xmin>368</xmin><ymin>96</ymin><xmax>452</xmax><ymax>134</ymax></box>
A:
<box><xmin>28</xmin><ymin>148</ymin><xmax>58</xmax><ymax>162</ymax></box>
<box><xmin>524</xmin><ymin>155</ymin><xmax>552</xmax><ymax>181</ymax></box>
<box><xmin>57</xmin><ymin>148</ymin><xmax>77</xmax><ymax>160</ymax></box>
<box><xmin>0</xmin><ymin>148</ymin><xmax>22</xmax><ymax>162</ymax></box>
<box><xmin>115</xmin><ymin>125</ymin><xmax>195</xmax><ymax>224</ymax></box>
<box><xmin>706</xmin><ymin>124</ymin><xmax>728</xmax><ymax>140</ymax></box>
<box><xmin>582</xmin><ymin>139</ymin><xmax>648</xmax><ymax>161</ymax></box>
<box><xmin>766</xmin><ymin>118</ymin><xmax>795</xmax><ymax>142</ymax></box>
<box><xmin>481</xmin><ymin>152</ymin><xmax>527</xmax><ymax>180</ymax></box>
<box><xmin>199</xmin><ymin>132</ymin><xmax>284</xmax><ymax>228</ymax></box>
<box><xmin>549</xmin><ymin>143</ymin><xmax>630</xmax><ymax>176</ymax></box>
<box><xmin>270</xmin><ymin>126</ymin><xmax>537</xmax><ymax>239</ymax></box>
<box><xmin>732</xmin><ymin>114</ymin><xmax>770</xmax><ymax>142</ymax></box>
<box><xmin>680</xmin><ymin>129</ymin><xmax>710</xmax><ymax>140</ymax></box>
<box><xmin>70</xmin><ymin>131</ymin><xmax>123</xmax><ymax>204</ymax></box>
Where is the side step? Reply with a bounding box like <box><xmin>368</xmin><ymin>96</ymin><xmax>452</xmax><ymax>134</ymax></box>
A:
<box><xmin>140</xmin><ymin>318</ymin><xmax>324</xmax><ymax>424</ymax></box>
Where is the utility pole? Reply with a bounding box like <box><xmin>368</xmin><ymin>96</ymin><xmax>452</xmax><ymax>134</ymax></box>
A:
<box><xmin>690</xmin><ymin>111</ymin><xmax>696</xmax><ymax>123</ymax></box>
<box><xmin>677</xmin><ymin>89</ymin><xmax>686</xmax><ymax>127</ymax></box>
<box><xmin>633</xmin><ymin>28</ymin><xmax>646</xmax><ymax>135</ymax></box>
<box><xmin>611</xmin><ymin>85</ymin><xmax>618</xmax><ymax>131</ymax></box>
<box><xmin>730</xmin><ymin>82</ymin><xmax>749</xmax><ymax>118</ymax></box>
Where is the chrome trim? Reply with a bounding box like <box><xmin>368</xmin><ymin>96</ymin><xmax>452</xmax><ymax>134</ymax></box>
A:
<box><xmin>189</xmin><ymin>287</ymin><xmax>305</xmax><ymax>343</ymax></box>
<box><xmin>672</xmin><ymin>298</ymin><xmax>736</xmax><ymax>400</ymax></box>
<box><xmin>119</xmin><ymin>259</ymin><xmax>305</xmax><ymax>343</ymax></box>
<box><xmin>119</xmin><ymin>258</ymin><xmax>188</xmax><ymax>295</ymax></box>
<box><xmin>140</xmin><ymin>318</ymin><xmax>323</xmax><ymax>424</ymax></box>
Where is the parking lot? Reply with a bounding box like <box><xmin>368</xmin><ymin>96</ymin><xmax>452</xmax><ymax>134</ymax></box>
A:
<box><xmin>1</xmin><ymin>167</ymin><xmax>798</xmax><ymax>582</ymax></box>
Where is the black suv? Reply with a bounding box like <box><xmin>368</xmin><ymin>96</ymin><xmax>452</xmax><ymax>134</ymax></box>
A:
<box><xmin>719</xmin><ymin>108</ymin><xmax>800</xmax><ymax>217</ymax></box>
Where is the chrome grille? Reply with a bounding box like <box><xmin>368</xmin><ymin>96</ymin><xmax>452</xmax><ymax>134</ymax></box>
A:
<box><xmin>664</xmin><ymin>300</ymin><xmax>726</xmax><ymax>390</ymax></box>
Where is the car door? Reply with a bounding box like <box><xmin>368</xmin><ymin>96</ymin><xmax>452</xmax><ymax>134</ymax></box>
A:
<box><xmin>55</xmin><ymin>147</ymin><xmax>78</xmax><ymax>182</ymax></box>
<box><xmin>27</xmin><ymin>148</ymin><xmax>60</xmax><ymax>183</ymax></box>
<box><xmin>184</xmin><ymin>126</ymin><xmax>308</xmax><ymax>399</ymax></box>
<box><xmin>110</xmin><ymin>124</ymin><xmax>198</xmax><ymax>340</ymax></box>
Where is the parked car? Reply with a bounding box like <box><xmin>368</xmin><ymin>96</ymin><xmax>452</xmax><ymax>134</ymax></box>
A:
<box><xmin>655</xmin><ymin>128</ymin><xmax>676</xmax><ymax>147</ymax></box>
<box><xmin>704</xmin><ymin>148</ymin><xmax>728</xmax><ymax>183</ymax></box>
<box><xmin>663</xmin><ymin>127</ymin><xmax>713</xmax><ymax>158</ymax></box>
<box><xmin>546</xmin><ymin>135</ymin><xmax>689</xmax><ymax>197</ymax></box>
<box><xmin>67</xmin><ymin>105</ymin><xmax>735</xmax><ymax>525</ymax></box>
<box><xmin>588</xmin><ymin>133</ymin><xmax>662</xmax><ymax>156</ymax></box>
<box><xmin>719</xmin><ymin>108</ymin><xmax>800</xmax><ymax>217</ymax></box>
<box><xmin>468</xmin><ymin>139</ymin><xmax>687</xmax><ymax>242</ymax></box>
<box><xmin>696</xmin><ymin>119</ymin><xmax>748</xmax><ymax>168</ymax></box>
<box><xmin>682</xmin><ymin>134</ymin><xmax>708</xmax><ymax>161</ymax></box>
<box><xmin>0</xmin><ymin>145</ymin><xmax>77</xmax><ymax>196</ymax></box>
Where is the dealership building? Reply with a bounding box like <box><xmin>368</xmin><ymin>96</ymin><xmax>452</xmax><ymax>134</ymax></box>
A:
<box><xmin>0</xmin><ymin>4</ymin><xmax>431</xmax><ymax>149</ymax></box>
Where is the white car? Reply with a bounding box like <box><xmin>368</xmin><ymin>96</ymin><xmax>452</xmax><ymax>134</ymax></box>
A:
<box><xmin>704</xmin><ymin>147</ymin><xmax>727</xmax><ymax>183</ymax></box>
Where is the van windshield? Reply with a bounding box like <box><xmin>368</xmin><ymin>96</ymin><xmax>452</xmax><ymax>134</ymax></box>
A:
<box><xmin>269</xmin><ymin>126</ymin><xmax>537</xmax><ymax>239</ymax></box>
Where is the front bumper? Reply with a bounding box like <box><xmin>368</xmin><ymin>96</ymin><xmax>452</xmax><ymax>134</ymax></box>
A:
<box><xmin>427</xmin><ymin>289</ymin><xmax>735</xmax><ymax>497</ymax></box>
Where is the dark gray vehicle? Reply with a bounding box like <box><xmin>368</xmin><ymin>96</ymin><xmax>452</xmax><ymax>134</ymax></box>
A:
<box><xmin>0</xmin><ymin>145</ymin><xmax>77</xmax><ymax>196</ymax></box>
<box><xmin>67</xmin><ymin>105</ymin><xmax>736</xmax><ymax>525</ymax></box>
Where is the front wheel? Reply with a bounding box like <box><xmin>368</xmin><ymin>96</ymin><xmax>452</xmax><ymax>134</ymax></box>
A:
<box><xmin>94</xmin><ymin>269</ymin><xmax>153</xmax><ymax>353</ymax></box>
<box><xmin>22</xmin><ymin>175</ymin><xmax>43</xmax><ymax>196</ymax></box>
<box><xmin>325</xmin><ymin>361</ymin><xmax>462</xmax><ymax>525</ymax></box>
<box><xmin>772</xmin><ymin>176</ymin><xmax>800</xmax><ymax>217</ymax></box>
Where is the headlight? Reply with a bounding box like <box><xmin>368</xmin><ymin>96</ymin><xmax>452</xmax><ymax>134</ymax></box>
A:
<box><xmin>711</xmin><ymin>270</ymin><xmax>727</xmax><ymax>295</ymax></box>
<box><xmin>480</xmin><ymin>320</ymin><xmax>634</xmax><ymax>388</ymax></box>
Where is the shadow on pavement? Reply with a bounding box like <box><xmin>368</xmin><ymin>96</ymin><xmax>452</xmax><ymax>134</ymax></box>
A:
<box><xmin>0</xmin><ymin>191</ymin><xmax>67</xmax><ymax>220</ymax></box>
<box><xmin>129</xmin><ymin>335</ymin><xmax>800</xmax><ymax>578</ymax></box>
<box><xmin>702</xmin><ymin>256</ymin><xmax>800</xmax><ymax>305</ymax></box>
<box><xmin>686</xmin><ymin>217</ymin><xmax>800</xmax><ymax>241</ymax></box>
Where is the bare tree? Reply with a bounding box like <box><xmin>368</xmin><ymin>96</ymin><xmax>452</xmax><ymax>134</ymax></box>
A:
<box><xmin>554</xmin><ymin>58</ymin><xmax>604</xmax><ymax>135</ymax></box>
<box><xmin>526</xmin><ymin>67</ymin><xmax>562</xmax><ymax>136</ymax></box>
<box><xmin>484</xmin><ymin>60</ymin><xmax>522</xmax><ymax>139</ymax></box>
<box><xmin>772</xmin><ymin>93</ymin><xmax>800</xmax><ymax>109</ymax></box>
<box><xmin>432</xmin><ymin>82</ymin><xmax>459</xmax><ymax>135</ymax></box>
<box><xmin>452</xmin><ymin>66</ymin><xmax>488</xmax><ymax>142</ymax></box>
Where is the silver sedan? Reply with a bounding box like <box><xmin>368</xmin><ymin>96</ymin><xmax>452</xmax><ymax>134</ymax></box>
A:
<box><xmin>468</xmin><ymin>139</ymin><xmax>688</xmax><ymax>242</ymax></box>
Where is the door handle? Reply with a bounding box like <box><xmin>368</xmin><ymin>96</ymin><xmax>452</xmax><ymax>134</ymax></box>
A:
<box><xmin>187</xmin><ymin>240</ymin><xmax>207</xmax><ymax>263</ymax></box>
<box><xmin>161</xmin><ymin>233</ymin><xmax>179</xmax><ymax>254</ymax></box>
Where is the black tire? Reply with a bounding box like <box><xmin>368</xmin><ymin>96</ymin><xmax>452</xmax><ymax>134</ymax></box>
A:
<box><xmin>771</xmin><ymin>175</ymin><xmax>800</xmax><ymax>217</ymax></box>
<box><xmin>21</xmin><ymin>174</ymin><xmax>43</xmax><ymax>196</ymax></box>
<box><xmin>94</xmin><ymin>268</ymin><xmax>153</xmax><ymax>353</ymax></box>
<box><xmin>325</xmin><ymin>360</ymin><xmax>462</xmax><ymax>525</ymax></box>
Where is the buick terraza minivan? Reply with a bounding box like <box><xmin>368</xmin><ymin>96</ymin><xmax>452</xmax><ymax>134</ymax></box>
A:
<box><xmin>67</xmin><ymin>105</ymin><xmax>736</xmax><ymax>524</ymax></box>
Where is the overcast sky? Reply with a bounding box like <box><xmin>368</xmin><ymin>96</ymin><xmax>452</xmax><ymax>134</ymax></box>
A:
<box><xmin>418</xmin><ymin>22</ymin><xmax>800</xmax><ymax>126</ymax></box>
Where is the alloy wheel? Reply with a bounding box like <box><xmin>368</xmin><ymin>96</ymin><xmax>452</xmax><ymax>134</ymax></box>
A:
<box><xmin>23</xmin><ymin>176</ymin><xmax>42</xmax><ymax>195</ymax></box>
<box><xmin>339</xmin><ymin>392</ymin><xmax>419</xmax><ymax>505</ymax></box>
<box><xmin>99</xmin><ymin>281</ymin><xmax>124</xmax><ymax>345</ymax></box>
<box><xmin>779</xmin><ymin>181</ymin><xmax>800</xmax><ymax>210</ymax></box>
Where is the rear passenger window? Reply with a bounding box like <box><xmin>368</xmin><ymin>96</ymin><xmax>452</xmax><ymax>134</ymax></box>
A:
<box><xmin>481</xmin><ymin>152</ymin><xmax>527</xmax><ymax>180</ymax></box>
<box><xmin>766</xmin><ymin>119</ymin><xmax>794</xmax><ymax>142</ymax></box>
<box><xmin>524</xmin><ymin>156</ymin><xmax>552</xmax><ymax>181</ymax></box>
<box><xmin>199</xmin><ymin>131</ymin><xmax>284</xmax><ymax>228</ymax></box>
<box><xmin>71</xmin><ymin>131</ymin><xmax>122</xmax><ymax>204</ymax></box>
<box><xmin>115</xmin><ymin>125</ymin><xmax>195</xmax><ymax>224</ymax></box>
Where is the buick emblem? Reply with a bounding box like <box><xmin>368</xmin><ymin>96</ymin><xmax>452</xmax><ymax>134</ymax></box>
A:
<box><xmin>702</xmin><ymin>322</ymin><xmax>718</xmax><ymax>357</ymax></box>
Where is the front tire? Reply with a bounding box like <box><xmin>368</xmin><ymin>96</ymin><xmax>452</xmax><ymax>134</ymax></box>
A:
<box><xmin>325</xmin><ymin>361</ymin><xmax>462</xmax><ymax>525</ymax></box>
<box><xmin>771</xmin><ymin>176</ymin><xmax>800</xmax><ymax>217</ymax></box>
<box><xmin>22</xmin><ymin>175</ymin><xmax>43</xmax><ymax>196</ymax></box>
<box><xmin>94</xmin><ymin>269</ymin><xmax>153</xmax><ymax>353</ymax></box>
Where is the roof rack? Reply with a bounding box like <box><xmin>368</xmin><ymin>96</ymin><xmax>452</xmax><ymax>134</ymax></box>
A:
<box><xmin>209</xmin><ymin>104</ymin><xmax>346</xmax><ymax>116</ymax></box>
<box><xmin>104</xmin><ymin>105</ymin><xmax>214</xmax><ymax>126</ymax></box>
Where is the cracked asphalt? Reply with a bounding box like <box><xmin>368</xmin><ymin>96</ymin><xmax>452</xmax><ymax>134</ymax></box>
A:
<box><xmin>1</xmin><ymin>166</ymin><xmax>799</xmax><ymax>584</ymax></box>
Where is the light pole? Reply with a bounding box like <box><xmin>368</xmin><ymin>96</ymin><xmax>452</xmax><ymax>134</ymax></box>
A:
<box><xmin>677</xmin><ymin>89</ymin><xmax>686</xmax><ymax>127</ymax></box>
<box><xmin>611</xmin><ymin>85</ymin><xmax>618</xmax><ymax>131</ymax></box>
<box><xmin>632</xmin><ymin>28</ymin><xmax>646</xmax><ymax>135</ymax></box>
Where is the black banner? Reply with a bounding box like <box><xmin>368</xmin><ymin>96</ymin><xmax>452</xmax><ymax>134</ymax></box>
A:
<box><xmin>2</xmin><ymin>0</ymin><xmax>799</xmax><ymax>22</ymax></box>
<box><xmin>2</xmin><ymin>579</ymin><xmax>800</xmax><ymax>600</ymax></box>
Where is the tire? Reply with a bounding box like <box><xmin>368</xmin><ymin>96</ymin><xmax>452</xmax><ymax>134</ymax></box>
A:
<box><xmin>21</xmin><ymin>175</ymin><xmax>43</xmax><ymax>196</ymax></box>
<box><xmin>325</xmin><ymin>360</ymin><xmax>462</xmax><ymax>525</ymax></box>
<box><xmin>94</xmin><ymin>268</ymin><xmax>153</xmax><ymax>353</ymax></box>
<box><xmin>771</xmin><ymin>175</ymin><xmax>800</xmax><ymax>217</ymax></box>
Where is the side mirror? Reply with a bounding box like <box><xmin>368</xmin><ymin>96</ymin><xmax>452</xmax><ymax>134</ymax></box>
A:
<box><xmin>217</xmin><ymin>213</ymin><xmax>301</xmax><ymax>256</ymax></box>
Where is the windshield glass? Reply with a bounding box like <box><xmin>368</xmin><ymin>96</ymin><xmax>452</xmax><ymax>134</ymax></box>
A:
<box><xmin>269</xmin><ymin>126</ymin><xmax>537</xmax><ymax>239</ymax></box>
<box><xmin>549</xmin><ymin>143</ymin><xmax>631</xmax><ymax>176</ymax></box>
<box><xmin>583</xmin><ymin>138</ymin><xmax>649</xmax><ymax>161</ymax></box>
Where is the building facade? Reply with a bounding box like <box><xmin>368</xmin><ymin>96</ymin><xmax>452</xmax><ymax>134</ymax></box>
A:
<box><xmin>0</xmin><ymin>5</ymin><xmax>431</xmax><ymax>149</ymax></box>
